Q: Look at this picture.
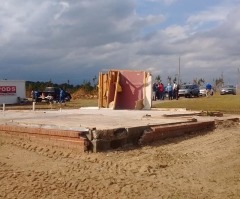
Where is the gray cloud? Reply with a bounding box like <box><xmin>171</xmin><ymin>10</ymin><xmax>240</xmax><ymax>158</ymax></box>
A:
<box><xmin>0</xmin><ymin>0</ymin><xmax>239</xmax><ymax>85</ymax></box>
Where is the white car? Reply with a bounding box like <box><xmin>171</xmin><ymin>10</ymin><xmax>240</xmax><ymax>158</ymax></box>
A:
<box><xmin>199</xmin><ymin>87</ymin><xmax>213</xmax><ymax>96</ymax></box>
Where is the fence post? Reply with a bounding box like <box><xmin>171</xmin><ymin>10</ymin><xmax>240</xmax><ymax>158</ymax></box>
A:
<box><xmin>32</xmin><ymin>102</ymin><xmax>36</xmax><ymax>111</ymax></box>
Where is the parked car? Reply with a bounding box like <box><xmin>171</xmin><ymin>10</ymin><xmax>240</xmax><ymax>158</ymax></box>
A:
<box><xmin>199</xmin><ymin>86</ymin><xmax>214</xmax><ymax>96</ymax></box>
<box><xmin>220</xmin><ymin>85</ymin><xmax>236</xmax><ymax>95</ymax></box>
<box><xmin>42</xmin><ymin>87</ymin><xmax>60</xmax><ymax>102</ymax></box>
<box><xmin>178</xmin><ymin>84</ymin><xmax>200</xmax><ymax>98</ymax></box>
<box><xmin>39</xmin><ymin>87</ymin><xmax>72</xmax><ymax>102</ymax></box>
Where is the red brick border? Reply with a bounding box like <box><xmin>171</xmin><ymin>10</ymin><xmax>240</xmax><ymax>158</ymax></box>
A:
<box><xmin>139</xmin><ymin>121</ymin><xmax>215</xmax><ymax>145</ymax></box>
<box><xmin>0</xmin><ymin>124</ymin><xmax>89</xmax><ymax>152</ymax></box>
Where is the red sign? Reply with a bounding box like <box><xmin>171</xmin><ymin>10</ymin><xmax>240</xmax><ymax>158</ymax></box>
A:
<box><xmin>0</xmin><ymin>86</ymin><xmax>16</xmax><ymax>95</ymax></box>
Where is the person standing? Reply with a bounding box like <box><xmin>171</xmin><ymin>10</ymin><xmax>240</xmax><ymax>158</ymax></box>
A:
<box><xmin>206</xmin><ymin>83</ymin><xmax>212</xmax><ymax>97</ymax></box>
<box><xmin>34</xmin><ymin>90</ymin><xmax>39</xmax><ymax>102</ymax></box>
<box><xmin>173</xmin><ymin>82</ymin><xmax>179</xmax><ymax>100</ymax></box>
<box><xmin>152</xmin><ymin>81</ymin><xmax>158</xmax><ymax>101</ymax></box>
<box><xmin>166</xmin><ymin>83</ymin><xmax>173</xmax><ymax>100</ymax></box>
<box><xmin>60</xmin><ymin>88</ymin><xmax>65</xmax><ymax>103</ymax></box>
<box><xmin>158</xmin><ymin>82</ymin><xmax>164</xmax><ymax>100</ymax></box>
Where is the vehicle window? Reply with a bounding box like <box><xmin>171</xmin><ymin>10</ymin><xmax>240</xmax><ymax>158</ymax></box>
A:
<box><xmin>223</xmin><ymin>85</ymin><xmax>235</xmax><ymax>88</ymax></box>
<box><xmin>180</xmin><ymin>85</ymin><xmax>186</xmax><ymax>89</ymax></box>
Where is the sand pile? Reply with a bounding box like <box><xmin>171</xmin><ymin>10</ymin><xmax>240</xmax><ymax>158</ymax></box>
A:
<box><xmin>71</xmin><ymin>88</ymin><xmax>97</xmax><ymax>100</ymax></box>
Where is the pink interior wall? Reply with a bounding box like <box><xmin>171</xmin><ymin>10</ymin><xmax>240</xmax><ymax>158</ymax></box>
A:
<box><xmin>115</xmin><ymin>71</ymin><xmax>144</xmax><ymax>109</ymax></box>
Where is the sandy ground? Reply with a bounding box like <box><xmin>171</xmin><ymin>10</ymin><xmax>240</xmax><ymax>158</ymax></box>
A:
<box><xmin>0</xmin><ymin>122</ymin><xmax>240</xmax><ymax>199</ymax></box>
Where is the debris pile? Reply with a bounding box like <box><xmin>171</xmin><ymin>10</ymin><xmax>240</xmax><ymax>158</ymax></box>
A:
<box><xmin>71</xmin><ymin>88</ymin><xmax>97</xmax><ymax>100</ymax></box>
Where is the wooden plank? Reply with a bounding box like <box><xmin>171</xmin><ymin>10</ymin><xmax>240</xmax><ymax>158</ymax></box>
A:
<box><xmin>98</xmin><ymin>72</ymin><xmax>102</xmax><ymax>108</ymax></box>
<box><xmin>106</xmin><ymin>71</ymin><xmax>111</xmax><ymax>108</ymax></box>
<box><xmin>103</xmin><ymin>73</ymin><xmax>109</xmax><ymax>108</ymax></box>
<box><xmin>113</xmin><ymin>71</ymin><xmax>120</xmax><ymax>109</ymax></box>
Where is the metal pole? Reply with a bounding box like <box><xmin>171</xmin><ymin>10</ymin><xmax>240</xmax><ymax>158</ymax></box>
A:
<box><xmin>237</xmin><ymin>68</ymin><xmax>240</xmax><ymax>94</ymax></box>
<box><xmin>178</xmin><ymin>56</ymin><xmax>180</xmax><ymax>85</ymax></box>
<box><xmin>238</xmin><ymin>68</ymin><xmax>240</xmax><ymax>85</ymax></box>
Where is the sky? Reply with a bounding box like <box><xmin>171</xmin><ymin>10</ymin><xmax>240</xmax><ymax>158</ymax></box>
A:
<box><xmin>1</xmin><ymin>0</ymin><xmax>240</xmax><ymax>85</ymax></box>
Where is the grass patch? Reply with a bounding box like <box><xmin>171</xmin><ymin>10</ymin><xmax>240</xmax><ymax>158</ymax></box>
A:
<box><xmin>65</xmin><ymin>99</ymin><xmax>98</xmax><ymax>108</ymax></box>
<box><xmin>3</xmin><ymin>98</ymin><xmax>98</xmax><ymax>110</ymax></box>
<box><xmin>153</xmin><ymin>94</ymin><xmax>240</xmax><ymax>114</ymax></box>
<box><xmin>2</xmin><ymin>95</ymin><xmax>239</xmax><ymax>114</ymax></box>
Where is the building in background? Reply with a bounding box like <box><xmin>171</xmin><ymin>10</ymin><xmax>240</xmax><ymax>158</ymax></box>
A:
<box><xmin>0</xmin><ymin>80</ymin><xmax>26</xmax><ymax>104</ymax></box>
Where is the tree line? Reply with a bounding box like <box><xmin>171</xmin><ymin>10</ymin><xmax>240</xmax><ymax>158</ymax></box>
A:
<box><xmin>154</xmin><ymin>75</ymin><xmax>224</xmax><ymax>90</ymax></box>
<box><xmin>25</xmin><ymin>80</ymin><xmax>97</xmax><ymax>97</ymax></box>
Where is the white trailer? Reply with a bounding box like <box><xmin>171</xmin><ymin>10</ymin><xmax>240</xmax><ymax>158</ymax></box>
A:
<box><xmin>0</xmin><ymin>80</ymin><xmax>26</xmax><ymax>104</ymax></box>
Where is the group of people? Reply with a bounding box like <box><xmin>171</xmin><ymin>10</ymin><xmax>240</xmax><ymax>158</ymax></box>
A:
<box><xmin>152</xmin><ymin>81</ymin><xmax>179</xmax><ymax>101</ymax></box>
<box><xmin>31</xmin><ymin>88</ymin><xmax>68</xmax><ymax>103</ymax></box>
<box><xmin>31</xmin><ymin>90</ymin><xmax>40</xmax><ymax>102</ymax></box>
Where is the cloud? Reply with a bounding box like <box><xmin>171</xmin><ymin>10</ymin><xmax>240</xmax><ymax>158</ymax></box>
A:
<box><xmin>144</xmin><ymin>0</ymin><xmax>178</xmax><ymax>5</ymax></box>
<box><xmin>0</xmin><ymin>0</ymin><xmax>239</xmax><ymax>85</ymax></box>
<box><xmin>186</xmin><ymin>5</ymin><xmax>229</xmax><ymax>32</ymax></box>
<box><xmin>54</xmin><ymin>2</ymin><xmax>69</xmax><ymax>20</ymax></box>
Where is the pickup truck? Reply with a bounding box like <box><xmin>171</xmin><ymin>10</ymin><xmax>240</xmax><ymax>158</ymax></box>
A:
<box><xmin>38</xmin><ymin>87</ymin><xmax>71</xmax><ymax>102</ymax></box>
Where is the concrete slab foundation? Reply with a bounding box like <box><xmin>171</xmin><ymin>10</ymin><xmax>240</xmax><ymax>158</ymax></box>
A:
<box><xmin>0</xmin><ymin>108</ymin><xmax>239</xmax><ymax>152</ymax></box>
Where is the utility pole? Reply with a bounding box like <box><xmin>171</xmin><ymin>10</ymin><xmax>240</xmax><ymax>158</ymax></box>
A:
<box><xmin>221</xmin><ymin>72</ymin><xmax>224</xmax><ymax>86</ymax></box>
<box><xmin>178</xmin><ymin>56</ymin><xmax>181</xmax><ymax>85</ymax></box>
<box><xmin>238</xmin><ymin>68</ymin><xmax>240</xmax><ymax>85</ymax></box>
<box><xmin>237</xmin><ymin>68</ymin><xmax>240</xmax><ymax>94</ymax></box>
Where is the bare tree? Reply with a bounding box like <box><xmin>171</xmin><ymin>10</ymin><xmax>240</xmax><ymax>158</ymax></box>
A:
<box><xmin>198</xmin><ymin>78</ymin><xmax>205</xmax><ymax>86</ymax></box>
<box><xmin>173</xmin><ymin>76</ymin><xmax>177</xmax><ymax>83</ymax></box>
<box><xmin>193</xmin><ymin>78</ymin><xmax>198</xmax><ymax>85</ymax></box>
<box><xmin>192</xmin><ymin>78</ymin><xmax>205</xmax><ymax>86</ymax></box>
<box><xmin>214</xmin><ymin>77</ymin><xmax>224</xmax><ymax>91</ymax></box>
<box><xmin>167</xmin><ymin>76</ymin><xmax>172</xmax><ymax>84</ymax></box>
<box><xmin>92</xmin><ymin>75</ymin><xmax>97</xmax><ymax>87</ymax></box>
<box><xmin>155</xmin><ymin>75</ymin><xmax>161</xmax><ymax>82</ymax></box>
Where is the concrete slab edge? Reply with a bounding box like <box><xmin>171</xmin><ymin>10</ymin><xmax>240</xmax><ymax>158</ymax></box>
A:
<box><xmin>0</xmin><ymin>117</ymin><xmax>239</xmax><ymax>153</ymax></box>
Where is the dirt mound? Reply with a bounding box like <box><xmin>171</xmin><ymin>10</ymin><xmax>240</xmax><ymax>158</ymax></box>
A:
<box><xmin>215</xmin><ymin>118</ymin><xmax>240</xmax><ymax>129</ymax></box>
<box><xmin>71</xmin><ymin>88</ymin><xmax>98</xmax><ymax>100</ymax></box>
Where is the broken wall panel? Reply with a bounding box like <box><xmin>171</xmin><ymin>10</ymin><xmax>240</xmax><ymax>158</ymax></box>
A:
<box><xmin>98</xmin><ymin>72</ymin><xmax>109</xmax><ymax>108</ymax></box>
<box><xmin>98</xmin><ymin>69</ymin><xmax>152</xmax><ymax>110</ymax></box>
<box><xmin>107</xmin><ymin>71</ymin><xmax>118</xmax><ymax>108</ymax></box>
<box><xmin>116</xmin><ymin>70</ymin><xmax>145</xmax><ymax>109</ymax></box>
